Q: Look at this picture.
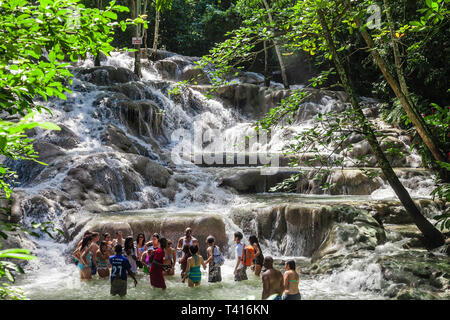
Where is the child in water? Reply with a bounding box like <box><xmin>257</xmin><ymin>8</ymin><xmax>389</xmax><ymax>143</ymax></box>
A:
<box><xmin>183</xmin><ymin>245</ymin><xmax>206</xmax><ymax>287</ymax></box>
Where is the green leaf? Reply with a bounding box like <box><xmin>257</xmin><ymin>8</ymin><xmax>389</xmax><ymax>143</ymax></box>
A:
<box><xmin>36</xmin><ymin>122</ymin><xmax>61</xmax><ymax>131</ymax></box>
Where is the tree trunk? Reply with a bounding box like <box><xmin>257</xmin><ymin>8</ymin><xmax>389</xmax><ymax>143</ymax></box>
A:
<box><xmin>383</xmin><ymin>0</ymin><xmax>413</xmax><ymax>107</ymax></box>
<box><xmin>263</xmin><ymin>41</ymin><xmax>270</xmax><ymax>87</ymax></box>
<box><xmin>346</xmin><ymin>1</ymin><xmax>447</xmax><ymax>166</ymax></box>
<box><xmin>152</xmin><ymin>9</ymin><xmax>160</xmax><ymax>60</ymax></box>
<box><xmin>317</xmin><ymin>9</ymin><xmax>445</xmax><ymax>249</ymax></box>
<box><xmin>131</xmin><ymin>0</ymin><xmax>142</xmax><ymax>77</ymax></box>
<box><xmin>94</xmin><ymin>54</ymin><xmax>101</xmax><ymax>66</ymax></box>
<box><xmin>261</xmin><ymin>0</ymin><xmax>289</xmax><ymax>89</ymax></box>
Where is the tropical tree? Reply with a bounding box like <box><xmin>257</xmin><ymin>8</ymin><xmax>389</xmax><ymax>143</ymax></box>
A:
<box><xmin>201</xmin><ymin>0</ymin><xmax>447</xmax><ymax>247</ymax></box>
<box><xmin>151</xmin><ymin>0</ymin><xmax>174</xmax><ymax>59</ymax></box>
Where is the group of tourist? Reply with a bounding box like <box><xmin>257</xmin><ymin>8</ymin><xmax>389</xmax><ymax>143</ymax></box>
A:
<box><xmin>72</xmin><ymin>227</ymin><xmax>300</xmax><ymax>300</ymax></box>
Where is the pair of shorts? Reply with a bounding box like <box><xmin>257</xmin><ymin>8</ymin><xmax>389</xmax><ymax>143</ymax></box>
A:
<box><xmin>282</xmin><ymin>292</ymin><xmax>301</xmax><ymax>300</ymax></box>
<box><xmin>110</xmin><ymin>279</ymin><xmax>127</xmax><ymax>297</ymax></box>
<box><xmin>234</xmin><ymin>266</ymin><xmax>247</xmax><ymax>281</ymax></box>
<box><xmin>208</xmin><ymin>264</ymin><xmax>222</xmax><ymax>283</ymax></box>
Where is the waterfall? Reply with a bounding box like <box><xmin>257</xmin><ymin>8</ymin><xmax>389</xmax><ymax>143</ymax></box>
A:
<box><xmin>6</xmin><ymin>51</ymin><xmax>446</xmax><ymax>300</ymax></box>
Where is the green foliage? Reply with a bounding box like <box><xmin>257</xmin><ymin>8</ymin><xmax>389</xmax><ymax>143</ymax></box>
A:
<box><xmin>0</xmin><ymin>0</ymin><xmax>133</xmax><ymax>300</ymax></box>
<box><xmin>143</xmin><ymin>0</ymin><xmax>241</xmax><ymax>57</ymax></box>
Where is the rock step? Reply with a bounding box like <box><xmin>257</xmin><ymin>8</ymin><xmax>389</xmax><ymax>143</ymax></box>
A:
<box><xmin>79</xmin><ymin>212</ymin><xmax>227</xmax><ymax>259</ymax></box>
<box><xmin>214</xmin><ymin>167</ymin><xmax>433</xmax><ymax>195</ymax></box>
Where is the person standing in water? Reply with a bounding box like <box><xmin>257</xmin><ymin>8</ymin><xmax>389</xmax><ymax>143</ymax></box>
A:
<box><xmin>73</xmin><ymin>231</ymin><xmax>92</xmax><ymax>267</ymax></box>
<box><xmin>75</xmin><ymin>235</ymin><xmax>93</xmax><ymax>280</ymax></box>
<box><xmin>282</xmin><ymin>260</ymin><xmax>301</xmax><ymax>300</ymax></box>
<box><xmin>233</xmin><ymin>231</ymin><xmax>247</xmax><ymax>281</ymax></box>
<box><xmin>177</xmin><ymin>228</ymin><xmax>198</xmax><ymax>253</ymax></box>
<box><xmin>205</xmin><ymin>236</ymin><xmax>223</xmax><ymax>283</ymax></box>
<box><xmin>135</xmin><ymin>233</ymin><xmax>146</xmax><ymax>268</ymax></box>
<box><xmin>90</xmin><ymin>232</ymin><xmax>100</xmax><ymax>276</ymax></box>
<box><xmin>96</xmin><ymin>241</ymin><xmax>110</xmax><ymax>278</ymax></box>
<box><xmin>112</xmin><ymin>231</ymin><xmax>125</xmax><ymax>248</ymax></box>
<box><xmin>124</xmin><ymin>236</ymin><xmax>138</xmax><ymax>274</ymax></box>
<box><xmin>249</xmin><ymin>235</ymin><xmax>264</xmax><ymax>277</ymax></box>
<box><xmin>183</xmin><ymin>245</ymin><xmax>206</xmax><ymax>287</ymax></box>
<box><xmin>103</xmin><ymin>233</ymin><xmax>113</xmax><ymax>256</ymax></box>
<box><xmin>261</xmin><ymin>256</ymin><xmax>284</xmax><ymax>300</ymax></box>
<box><xmin>150</xmin><ymin>236</ymin><xmax>169</xmax><ymax>290</ymax></box>
<box><xmin>141</xmin><ymin>240</ymin><xmax>154</xmax><ymax>276</ymax></box>
<box><xmin>109</xmin><ymin>244</ymin><xmax>138</xmax><ymax>297</ymax></box>
<box><xmin>163</xmin><ymin>239</ymin><xmax>176</xmax><ymax>276</ymax></box>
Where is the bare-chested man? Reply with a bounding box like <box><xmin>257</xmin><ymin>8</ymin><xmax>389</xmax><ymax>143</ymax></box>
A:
<box><xmin>261</xmin><ymin>256</ymin><xmax>284</xmax><ymax>300</ymax></box>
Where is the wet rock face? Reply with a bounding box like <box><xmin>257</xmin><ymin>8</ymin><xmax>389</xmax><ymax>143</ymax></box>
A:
<box><xmin>232</xmin><ymin>204</ymin><xmax>386</xmax><ymax>258</ymax></box>
<box><xmin>77</xmin><ymin>66</ymin><xmax>139</xmax><ymax>86</ymax></box>
<box><xmin>311</xmin><ymin>205</ymin><xmax>386</xmax><ymax>262</ymax></box>
<box><xmin>219</xmin><ymin>168</ymin><xmax>297</xmax><ymax>193</ymax></box>
<box><xmin>105</xmin><ymin>98</ymin><xmax>164</xmax><ymax>138</ymax></box>
<box><xmin>58</xmin><ymin>152</ymin><xmax>172</xmax><ymax>213</ymax></box>
<box><xmin>86</xmin><ymin>214</ymin><xmax>227</xmax><ymax>258</ymax></box>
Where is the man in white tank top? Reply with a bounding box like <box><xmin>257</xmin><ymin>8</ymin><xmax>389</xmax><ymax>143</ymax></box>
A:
<box><xmin>177</xmin><ymin>227</ymin><xmax>198</xmax><ymax>254</ymax></box>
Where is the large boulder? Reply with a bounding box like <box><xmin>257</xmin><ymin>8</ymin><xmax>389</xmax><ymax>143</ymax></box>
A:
<box><xmin>85</xmin><ymin>213</ymin><xmax>227</xmax><ymax>258</ymax></box>
<box><xmin>231</xmin><ymin>203</ymin><xmax>385</xmax><ymax>258</ymax></box>
<box><xmin>219</xmin><ymin>168</ymin><xmax>298</xmax><ymax>193</ymax></box>
<box><xmin>59</xmin><ymin>152</ymin><xmax>172</xmax><ymax>213</ymax></box>
<box><xmin>78</xmin><ymin>66</ymin><xmax>139</xmax><ymax>86</ymax></box>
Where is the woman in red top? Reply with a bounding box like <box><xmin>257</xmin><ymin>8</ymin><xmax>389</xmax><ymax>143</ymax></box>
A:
<box><xmin>150</xmin><ymin>236</ymin><xmax>169</xmax><ymax>290</ymax></box>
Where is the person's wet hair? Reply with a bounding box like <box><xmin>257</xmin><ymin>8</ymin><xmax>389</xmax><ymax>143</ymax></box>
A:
<box><xmin>115</xmin><ymin>244</ymin><xmax>123</xmax><ymax>254</ymax></box>
<box><xmin>81</xmin><ymin>235</ymin><xmax>92</xmax><ymax>250</ymax></box>
<box><xmin>286</xmin><ymin>260</ymin><xmax>296</xmax><ymax>271</ymax></box>
<box><xmin>124</xmin><ymin>236</ymin><xmax>134</xmax><ymax>251</ymax></box>
<box><xmin>234</xmin><ymin>231</ymin><xmax>243</xmax><ymax>240</ymax></box>
<box><xmin>160</xmin><ymin>237</ymin><xmax>168</xmax><ymax>249</ymax></box>
<box><xmin>206</xmin><ymin>235</ymin><xmax>215</xmax><ymax>244</ymax></box>
<box><xmin>83</xmin><ymin>231</ymin><xmax>92</xmax><ymax>237</ymax></box>
<box><xmin>91</xmin><ymin>232</ymin><xmax>99</xmax><ymax>238</ymax></box>
<box><xmin>190</xmin><ymin>245</ymin><xmax>198</xmax><ymax>255</ymax></box>
<box><xmin>249</xmin><ymin>235</ymin><xmax>259</xmax><ymax>245</ymax></box>
<box><xmin>136</xmin><ymin>233</ymin><xmax>145</xmax><ymax>246</ymax></box>
<box><xmin>103</xmin><ymin>233</ymin><xmax>110</xmax><ymax>239</ymax></box>
<box><xmin>100</xmin><ymin>241</ymin><xmax>107</xmax><ymax>250</ymax></box>
<box><xmin>185</xmin><ymin>227</ymin><xmax>192</xmax><ymax>235</ymax></box>
<box><xmin>263</xmin><ymin>256</ymin><xmax>274</xmax><ymax>268</ymax></box>
<box><xmin>152</xmin><ymin>233</ymin><xmax>160</xmax><ymax>239</ymax></box>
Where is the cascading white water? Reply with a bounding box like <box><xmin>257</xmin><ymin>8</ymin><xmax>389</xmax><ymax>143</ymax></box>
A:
<box><xmin>10</xmin><ymin>51</ymin><xmax>443</xmax><ymax>300</ymax></box>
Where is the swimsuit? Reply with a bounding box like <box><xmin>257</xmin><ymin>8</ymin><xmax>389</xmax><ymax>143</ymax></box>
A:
<box><xmin>77</xmin><ymin>251</ymin><xmax>91</xmax><ymax>271</ymax></box>
<box><xmin>96</xmin><ymin>254</ymin><xmax>109</xmax><ymax>269</ymax></box>
<box><xmin>253</xmin><ymin>244</ymin><xmax>264</xmax><ymax>266</ymax></box>
<box><xmin>188</xmin><ymin>255</ymin><xmax>202</xmax><ymax>284</ymax></box>
<box><xmin>165</xmin><ymin>250</ymin><xmax>174</xmax><ymax>264</ymax></box>
<box><xmin>282</xmin><ymin>292</ymin><xmax>301</xmax><ymax>300</ymax></box>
